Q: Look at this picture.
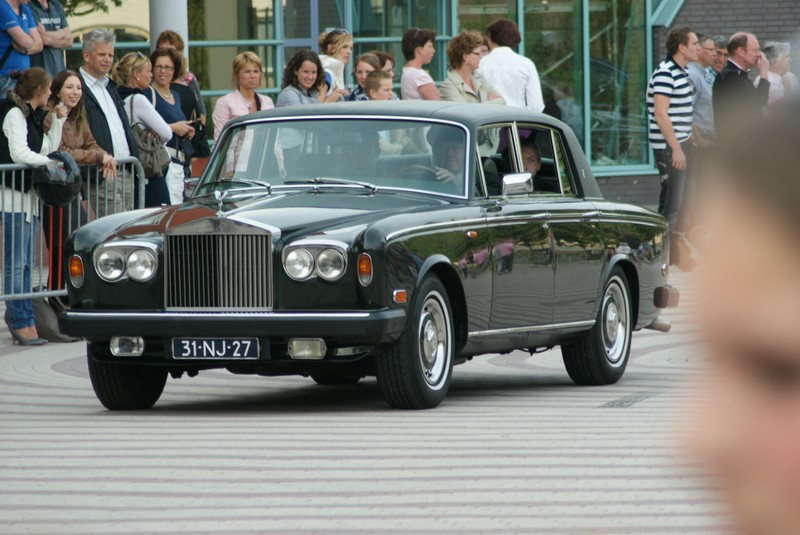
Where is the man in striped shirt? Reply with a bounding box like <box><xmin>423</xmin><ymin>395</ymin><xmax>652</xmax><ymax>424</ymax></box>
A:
<box><xmin>646</xmin><ymin>26</ymin><xmax>700</xmax><ymax>255</ymax></box>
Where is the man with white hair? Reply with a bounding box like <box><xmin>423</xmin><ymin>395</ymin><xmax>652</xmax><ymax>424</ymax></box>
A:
<box><xmin>759</xmin><ymin>41</ymin><xmax>797</xmax><ymax>105</ymax></box>
<box><xmin>78</xmin><ymin>28</ymin><xmax>139</xmax><ymax>216</ymax></box>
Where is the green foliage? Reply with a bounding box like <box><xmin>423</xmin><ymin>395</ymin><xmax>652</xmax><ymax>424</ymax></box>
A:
<box><xmin>62</xmin><ymin>0</ymin><xmax>123</xmax><ymax>17</ymax></box>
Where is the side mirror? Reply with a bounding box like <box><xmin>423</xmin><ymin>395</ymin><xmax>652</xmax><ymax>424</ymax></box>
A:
<box><xmin>502</xmin><ymin>173</ymin><xmax>533</xmax><ymax>197</ymax></box>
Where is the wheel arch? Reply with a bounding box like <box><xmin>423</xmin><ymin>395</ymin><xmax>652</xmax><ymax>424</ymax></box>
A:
<box><xmin>417</xmin><ymin>255</ymin><xmax>468</xmax><ymax>353</ymax></box>
<box><xmin>607</xmin><ymin>257</ymin><xmax>639</xmax><ymax>328</ymax></box>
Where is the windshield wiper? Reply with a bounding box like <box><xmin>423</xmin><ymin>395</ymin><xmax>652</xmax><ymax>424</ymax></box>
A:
<box><xmin>195</xmin><ymin>179</ymin><xmax>272</xmax><ymax>196</ymax></box>
<box><xmin>283</xmin><ymin>176</ymin><xmax>377</xmax><ymax>192</ymax></box>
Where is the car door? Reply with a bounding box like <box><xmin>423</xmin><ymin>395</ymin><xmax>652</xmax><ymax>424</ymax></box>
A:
<box><xmin>514</xmin><ymin>124</ymin><xmax>605</xmax><ymax>324</ymax></box>
<box><xmin>477</xmin><ymin>124</ymin><xmax>555</xmax><ymax>330</ymax></box>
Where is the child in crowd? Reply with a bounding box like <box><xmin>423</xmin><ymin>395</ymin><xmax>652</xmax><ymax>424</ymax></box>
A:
<box><xmin>365</xmin><ymin>70</ymin><xmax>394</xmax><ymax>101</ymax></box>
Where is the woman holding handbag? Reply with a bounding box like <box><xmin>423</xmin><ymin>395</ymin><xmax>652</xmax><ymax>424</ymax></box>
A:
<box><xmin>113</xmin><ymin>52</ymin><xmax>173</xmax><ymax>207</ymax></box>
<box><xmin>147</xmin><ymin>47</ymin><xmax>195</xmax><ymax>205</ymax></box>
<box><xmin>1</xmin><ymin>67</ymin><xmax>66</xmax><ymax>345</ymax></box>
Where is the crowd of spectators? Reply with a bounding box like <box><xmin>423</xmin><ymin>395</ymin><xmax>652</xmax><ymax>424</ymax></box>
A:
<box><xmin>646</xmin><ymin>26</ymin><xmax>796</xmax><ymax>270</ymax></box>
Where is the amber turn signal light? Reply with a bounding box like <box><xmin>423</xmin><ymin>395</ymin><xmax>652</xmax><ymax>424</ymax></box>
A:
<box><xmin>357</xmin><ymin>253</ymin><xmax>373</xmax><ymax>286</ymax></box>
<box><xmin>69</xmin><ymin>254</ymin><xmax>84</xmax><ymax>288</ymax></box>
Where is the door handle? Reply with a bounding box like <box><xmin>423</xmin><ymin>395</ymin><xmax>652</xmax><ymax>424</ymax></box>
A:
<box><xmin>580</xmin><ymin>210</ymin><xmax>600</xmax><ymax>219</ymax></box>
<box><xmin>530</xmin><ymin>212</ymin><xmax>549</xmax><ymax>220</ymax></box>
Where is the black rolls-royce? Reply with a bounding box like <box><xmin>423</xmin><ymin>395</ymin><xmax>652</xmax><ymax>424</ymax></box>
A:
<box><xmin>60</xmin><ymin>101</ymin><xmax>678</xmax><ymax>410</ymax></box>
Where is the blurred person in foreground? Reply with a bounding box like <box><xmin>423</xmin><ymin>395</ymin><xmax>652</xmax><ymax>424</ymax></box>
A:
<box><xmin>690</xmin><ymin>97</ymin><xmax>800</xmax><ymax>535</ymax></box>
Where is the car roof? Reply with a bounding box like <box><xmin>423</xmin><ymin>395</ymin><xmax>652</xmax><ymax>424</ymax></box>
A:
<box><xmin>233</xmin><ymin>100</ymin><xmax>567</xmax><ymax>131</ymax></box>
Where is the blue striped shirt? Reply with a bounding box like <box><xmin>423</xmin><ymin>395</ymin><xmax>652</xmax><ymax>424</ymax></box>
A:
<box><xmin>646</xmin><ymin>58</ymin><xmax>694</xmax><ymax>150</ymax></box>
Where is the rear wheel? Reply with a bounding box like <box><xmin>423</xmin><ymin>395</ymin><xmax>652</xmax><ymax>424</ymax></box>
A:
<box><xmin>376</xmin><ymin>276</ymin><xmax>454</xmax><ymax>409</ymax></box>
<box><xmin>561</xmin><ymin>267</ymin><xmax>632</xmax><ymax>385</ymax></box>
<box><xmin>87</xmin><ymin>345</ymin><xmax>167</xmax><ymax>410</ymax></box>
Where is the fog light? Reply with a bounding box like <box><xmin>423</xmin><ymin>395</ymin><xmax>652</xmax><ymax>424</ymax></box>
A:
<box><xmin>288</xmin><ymin>338</ymin><xmax>327</xmax><ymax>360</ymax></box>
<box><xmin>110</xmin><ymin>336</ymin><xmax>145</xmax><ymax>357</ymax></box>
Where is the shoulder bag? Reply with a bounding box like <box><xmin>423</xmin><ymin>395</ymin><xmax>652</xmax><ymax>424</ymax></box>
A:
<box><xmin>129</xmin><ymin>92</ymin><xmax>170</xmax><ymax>178</ymax></box>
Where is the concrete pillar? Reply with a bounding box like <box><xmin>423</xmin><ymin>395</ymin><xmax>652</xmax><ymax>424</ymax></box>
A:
<box><xmin>149</xmin><ymin>0</ymin><xmax>188</xmax><ymax>53</ymax></box>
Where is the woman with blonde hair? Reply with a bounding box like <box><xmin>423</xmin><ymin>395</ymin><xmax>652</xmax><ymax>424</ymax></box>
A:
<box><xmin>112</xmin><ymin>51</ymin><xmax>173</xmax><ymax>206</ymax></box>
<box><xmin>318</xmin><ymin>29</ymin><xmax>352</xmax><ymax>101</ymax></box>
<box><xmin>0</xmin><ymin>67</ymin><xmax>67</xmax><ymax>345</ymax></box>
<box><xmin>212</xmin><ymin>51</ymin><xmax>274</xmax><ymax>139</ymax></box>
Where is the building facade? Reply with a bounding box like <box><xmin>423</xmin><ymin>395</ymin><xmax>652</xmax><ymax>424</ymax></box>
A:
<box><xmin>64</xmin><ymin>0</ymin><xmax>798</xmax><ymax>206</ymax></box>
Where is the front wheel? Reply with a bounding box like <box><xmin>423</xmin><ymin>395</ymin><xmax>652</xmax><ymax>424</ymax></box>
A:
<box><xmin>87</xmin><ymin>345</ymin><xmax>167</xmax><ymax>410</ymax></box>
<box><xmin>376</xmin><ymin>276</ymin><xmax>454</xmax><ymax>409</ymax></box>
<box><xmin>561</xmin><ymin>267</ymin><xmax>633</xmax><ymax>385</ymax></box>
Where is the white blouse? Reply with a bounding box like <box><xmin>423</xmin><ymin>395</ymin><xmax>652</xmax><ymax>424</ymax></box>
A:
<box><xmin>1</xmin><ymin>107</ymin><xmax>66</xmax><ymax>219</ymax></box>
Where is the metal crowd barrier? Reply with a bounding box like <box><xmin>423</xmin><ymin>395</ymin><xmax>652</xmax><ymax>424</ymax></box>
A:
<box><xmin>1</xmin><ymin>157</ymin><xmax>145</xmax><ymax>303</ymax></box>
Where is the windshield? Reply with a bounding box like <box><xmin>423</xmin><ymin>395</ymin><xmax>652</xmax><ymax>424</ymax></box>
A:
<box><xmin>196</xmin><ymin>118</ymin><xmax>469</xmax><ymax>197</ymax></box>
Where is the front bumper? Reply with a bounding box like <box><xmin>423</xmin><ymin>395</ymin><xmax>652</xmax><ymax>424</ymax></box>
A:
<box><xmin>59</xmin><ymin>308</ymin><xmax>406</xmax><ymax>345</ymax></box>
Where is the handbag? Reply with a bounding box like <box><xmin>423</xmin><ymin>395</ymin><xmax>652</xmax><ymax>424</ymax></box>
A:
<box><xmin>189</xmin><ymin>117</ymin><xmax>211</xmax><ymax>158</ymax></box>
<box><xmin>34</xmin><ymin>151</ymin><xmax>82</xmax><ymax>207</ymax></box>
<box><xmin>130</xmin><ymin>92</ymin><xmax>170</xmax><ymax>178</ymax></box>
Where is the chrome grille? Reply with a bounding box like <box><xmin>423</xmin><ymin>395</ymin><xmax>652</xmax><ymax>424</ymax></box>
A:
<box><xmin>165</xmin><ymin>234</ymin><xmax>271</xmax><ymax>310</ymax></box>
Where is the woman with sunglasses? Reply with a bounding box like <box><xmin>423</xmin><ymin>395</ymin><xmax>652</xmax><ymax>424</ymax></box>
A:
<box><xmin>400</xmin><ymin>27</ymin><xmax>439</xmax><ymax>100</ymax></box>
<box><xmin>318</xmin><ymin>29</ymin><xmax>352</xmax><ymax>101</ymax></box>
<box><xmin>149</xmin><ymin>47</ymin><xmax>195</xmax><ymax>205</ymax></box>
<box><xmin>112</xmin><ymin>52</ymin><xmax>173</xmax><ymax>207</ymax></box>
<box><xmin>440</xmin><ymin>31</ymin><xmax>504</xmax><ymax>105</ymax></box>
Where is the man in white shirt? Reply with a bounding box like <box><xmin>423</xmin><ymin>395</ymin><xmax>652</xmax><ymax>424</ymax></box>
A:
<box><xmin>477</xmin><ymin>19</ymin><xmax>544</xmax><ymax>112</ymax></box>
<box><xmin>77</xmin><ymin>28</ymin><xmax>139</xmax><ymax>217</ymax></box>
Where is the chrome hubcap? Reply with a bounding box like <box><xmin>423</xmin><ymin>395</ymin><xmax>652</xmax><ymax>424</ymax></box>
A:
<box><xmin>417</xmin><ymin>292</ymin><xmax>449</xmax><ymax>386</ymax></box>
<box><xmin>602</xmin><ymin>279</ymin><xmax>629</xmax><ymax>366</ymax></box>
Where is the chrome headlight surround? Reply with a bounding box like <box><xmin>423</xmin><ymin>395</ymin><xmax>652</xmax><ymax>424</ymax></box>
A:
<box><xmin>93</xmin><ymin>242</ymin><xmax>160</xmax><ymax>283</ymax></box>
<box><xmin>126</xmin><ymin>249</ymin><xmax>158</xmax><ymax>282</ymax></box>
<box><xmin>282</xmin><ymin>241</ymin><xmax>348</xmax><ymax>282</ymax></box>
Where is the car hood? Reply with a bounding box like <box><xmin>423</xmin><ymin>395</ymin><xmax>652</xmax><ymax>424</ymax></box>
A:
<box><xmin>104</xmin><ymin>189</ymin><xmax>454</xmax><ymax>244</ymax></box>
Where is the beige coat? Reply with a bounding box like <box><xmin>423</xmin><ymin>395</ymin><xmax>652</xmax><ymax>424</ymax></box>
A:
<box><xmin>439</xmin><ymin>70</ymin><xmax>506</xmax><ymax>105</ymax></box>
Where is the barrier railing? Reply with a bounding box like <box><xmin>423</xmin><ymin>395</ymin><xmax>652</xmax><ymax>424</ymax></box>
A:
<box><xmin>1</xmin><ymin>157</ymin><xmax>145</xmax><ymax>303</ymax></box>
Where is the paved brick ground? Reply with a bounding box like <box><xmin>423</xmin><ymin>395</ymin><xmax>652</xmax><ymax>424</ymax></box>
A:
<box><xmin>0</xmin><ymin>270</ymin><xmax>727</xmax><ymax>534</ymax></box>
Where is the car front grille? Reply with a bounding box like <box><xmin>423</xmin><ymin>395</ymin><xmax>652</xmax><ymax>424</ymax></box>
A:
<box><xmin>164</xmin><ymin>233</ymin><xmax>271</xmax><ymax>311</ymax></box>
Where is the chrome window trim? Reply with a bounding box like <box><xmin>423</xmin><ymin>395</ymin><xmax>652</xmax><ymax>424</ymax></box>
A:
<box><xmin>208</xmin><ymin>114</ymin><xmax>473</xmax><ymax>200</ymax></box>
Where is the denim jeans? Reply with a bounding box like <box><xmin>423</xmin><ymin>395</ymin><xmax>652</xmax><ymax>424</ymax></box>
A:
<box><xmin>654</xmin><ymin>141</ymin><xmax>693</xmax><ymax>235</ymax></box>
<box><xmin>3</xmin><ymin>212</ymin><xmax>37</xmax><ymax>330</ymax></box>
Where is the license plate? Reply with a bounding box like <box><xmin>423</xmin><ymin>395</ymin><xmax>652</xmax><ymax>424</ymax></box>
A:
<box><xmin>172</xmin><ymin>338</ymin><xmax>260</xmax><ymax>360</ymax></box>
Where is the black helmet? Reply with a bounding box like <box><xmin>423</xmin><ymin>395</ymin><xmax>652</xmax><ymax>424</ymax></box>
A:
<box><xmin>34</xmin><ymin>151</ymin><xmax>81</xmax><ymax>207</ymax></box>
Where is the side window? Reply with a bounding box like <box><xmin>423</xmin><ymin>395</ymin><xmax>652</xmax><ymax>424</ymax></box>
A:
<box><xmin>515</xmin><ymin>124</ymin><xmax>563</xmax><ymax>196</ymax></box>
<box><xmin>476</xmin><ymin>124</ymin><xmax>514</xmax><ymax>197</ymax></box>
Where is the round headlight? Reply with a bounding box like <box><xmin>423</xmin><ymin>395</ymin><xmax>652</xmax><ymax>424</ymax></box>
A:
<box><xmin>284</xmin><ymin>248</ymin><xmax>314</xmax><ymax>280</ymax></box>
<box><xmin>316</xmin><ymin>248</ymin><xmax>346</xmax><ymax>281</ymax></box>
<box><xmin>127</xmin><ymin>249</ymin><xmax>157</xmax><ymax>282</ymax></box>
<box><xmin>96</xmin><ymin>249</ymin><xmax>125</xmax><ymax>281</ymax></box>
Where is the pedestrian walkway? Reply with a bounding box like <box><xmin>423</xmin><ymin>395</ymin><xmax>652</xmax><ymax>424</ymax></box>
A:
<box><xmin>0</xmin><ymin>270</ymin><xmax>725</xmax><ymax>534</ymax></box>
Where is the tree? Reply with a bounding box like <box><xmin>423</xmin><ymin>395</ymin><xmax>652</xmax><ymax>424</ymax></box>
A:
<box><xmin>62</xmin><ymin>0</ymin><xmax>123</xmax><ymax>17</ymax></box>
